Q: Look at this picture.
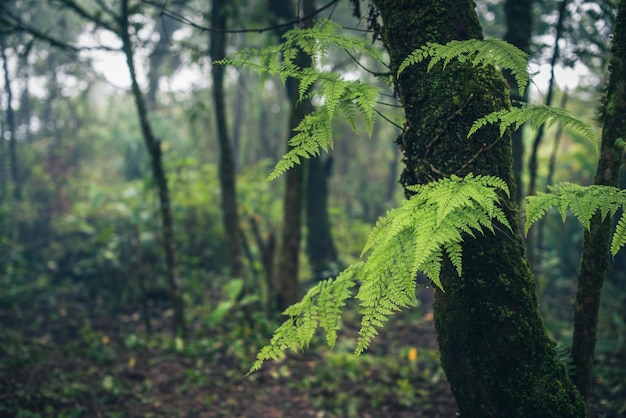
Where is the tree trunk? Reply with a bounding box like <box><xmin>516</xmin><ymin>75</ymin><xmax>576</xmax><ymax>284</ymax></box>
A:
<box><xmin>306</xmin><ymin>154</ymin><xmax>339</xmax><ymax>281</ymax></box>
<box><xmin>120</xmin><ymin>0</ymin><xmax>186</xmax><ymax>339</ymax></box>
<box><xmin>210</xmin><ymin>0</ymin><xmax>245</xmax><ymax>282</ymax></box>
<box><xmin>274</xmin><ymin>0</ymin><xmax>315</xmax><ymax>312</ymax></box>
<box><xmin>572</xmin><ymin>0</ymin><xmax>626</xmax><ymax>407</ymax></box>
<box><xmin>372</xmin><ymin>1</ymin><xmax>585</xmax><ymax>416</ymax></box>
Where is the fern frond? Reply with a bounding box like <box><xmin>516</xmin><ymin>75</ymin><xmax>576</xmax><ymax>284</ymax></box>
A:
<box><xmin>398</xmin><ymin>39</ymin><xmax>529</xmax><ymax>96</ymax></box>
<box><xmin>611</xmin><ymin>212</ymin><xmax>626</xmax><ymax>256</ymax></box>
<box><xmin>525</xmin><ymin>192</ymin><xmax>559</xmax><ymax>234</ymax></box>
<box><xmin>355</xmin><ymin>174</ymin><xmax>511</xmax><ymax>353</ymax></box>
<box><xmin>222</xmin><ymin>19</ymin><xmax>384</xmax><ymax>180</ymax></box>
<box><xmin>525</xmin><ymin>184</ymin><xmax>626</xmax><ymax>247</ymax></box>
<box><xmin>248</xmin><ymin>265</ymin><xmax>359</xmax><ymax>374</ymax></box>
<box><xmin>251</xmin><ymin>174</ymin><xmax>515</xmax><ymax>368</ymax></box>
<box><xmin>469</xmin><ymin>104</ymin><xmax>599</xmax><ymax>153</ymax></box>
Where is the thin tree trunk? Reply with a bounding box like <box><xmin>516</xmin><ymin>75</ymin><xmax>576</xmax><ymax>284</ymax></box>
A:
<box><xmin>210</xmin><ymin>0</ymin><xmax>245</xmax><ymax>283</ymax></box>
<box><xmin>503</xmin><ymin>0</ymin><xmax>534</xmax><ymax>208</ymax></box>
<box><xmin>526</xmin><ymin>0</ymin><xmax>568</xmax><ymax>270</ymax></box>
<box><xmin>232</xmin><ymin>71</ymin><xmax>245</xmax><ymax>168</ymax></box>
<box><xmin>275</xmin><ymin>0</ymin><xmax>315</xmax><ymax>312</ymax></box>
<box><xmin>372</xmin><ymin>1</ymin><xmax>585</xmax><ymax>416</ymax></box>
<box><xmin>535</xmin><ymin>90</ymin><xmax>569</xmax><ymax>280</ymax></box>
<box><xmin>120</xmin><ymin>0</ymin><xmax>186</xmax><ymax>339</ymax></box>
<box><xmin>527</xmin><ymin>0</ymin><xmax>568</xmax><ymax>200</ymax></box>
<box><xmin>545</xmin><ymin>90</ymin><xmax>569</xmax><ymax>189</ymax></box>
<box><xmin>572</xmin><ymin>0</ymin><xmax>626</xmax><ymax>407</ymax></box>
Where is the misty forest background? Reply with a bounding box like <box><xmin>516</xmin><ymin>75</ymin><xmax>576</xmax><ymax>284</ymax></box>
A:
<box><xmin>1</xmin><ymin>0</ymin><xmax>625</xmax><ymax>417</ymax></box>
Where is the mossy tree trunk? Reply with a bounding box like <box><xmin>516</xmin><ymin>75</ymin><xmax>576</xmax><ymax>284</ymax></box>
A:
<box><xmin>572</xmin><ymin>0</ymin><xmax>626</xmax><ymax>406</ymax></box>
<box><xmin>372</xmin><ymin>1</ymin><xmax>585</xmax><ymax>416</ymax></box>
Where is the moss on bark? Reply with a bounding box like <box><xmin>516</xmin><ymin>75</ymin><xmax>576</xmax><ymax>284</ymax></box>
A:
<box><xmin>372</xmin><ymin>0</ymin><xmax>585</xmax><ymax>416</ymax></box>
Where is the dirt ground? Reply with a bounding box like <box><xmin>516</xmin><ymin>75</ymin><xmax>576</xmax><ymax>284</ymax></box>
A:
<box><xmin>1</xmin><ymin>285</ymin><xmax>624</xmax><ymax>417</ymax></box>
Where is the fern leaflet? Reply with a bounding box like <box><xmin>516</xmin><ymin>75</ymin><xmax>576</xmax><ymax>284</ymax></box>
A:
<box><xmin>612</xmin><ymin>212</ymin><xmax>626</xmax><ymax>256</ymax></box>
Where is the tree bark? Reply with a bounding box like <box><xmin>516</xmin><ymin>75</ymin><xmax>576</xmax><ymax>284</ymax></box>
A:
<box><xmin>372</xmin><ymin>1</ymin><xmax>585</xmax><ymax>416</ymax></box>
<box><xmin>210</xmin><ymin>0</ymin><xmax>245</xmax><ymax>282</ymax></box>
<box><xmin>572</xmin><ymin>0</ymin><xmax>626</xmax><ymax>407</ymax></box>
<box><xmin>120</xmin><ymin>0</ymin><xmax>186</xmax><ymax>339</ymax></box>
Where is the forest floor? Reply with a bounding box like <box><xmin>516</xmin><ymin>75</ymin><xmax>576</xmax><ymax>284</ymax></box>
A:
<box><xmin>1</xmin><ymin>281</ymin><xmax>625</xmax><ymax>418</ymax></box>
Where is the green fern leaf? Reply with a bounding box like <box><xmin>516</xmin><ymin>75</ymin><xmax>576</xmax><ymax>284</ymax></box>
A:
<box><xmin>525</xmin><ymin>183</ymin><xmax>626</xmax><ymax>242</ymax></box>
<box><xmin>355</xmin><ymin>174</ymin><xmax>511</xmax><ymax>353</ymax></box>
<box><xmin>222</xmin><ymin>19</ymin><xmax>384</xmax><ymax>180</ymax></box>
<box><xmin>469</xmin><ymin>105</ymin><xmax>598</xmax><ymax>154</ymax></box>
<box><xmin>398</xmin><ymin>39</ymin><xmax>529</xmax><ymax>96</ymax></box>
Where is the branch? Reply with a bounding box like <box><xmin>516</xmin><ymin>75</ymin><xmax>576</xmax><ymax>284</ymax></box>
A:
<box><xmin>2</xmin><ymin>7</ymin><xmax>119</xmax><ymax>53</ymax></box>
<box><xmin>55</xmin><ymin>0</ymin><xmax>118</xmax><ymax>33</ymax></box>
<box><xmin>141</xmin><ymin>0</ymin><xmax>341</xmax><ymax>34</ymax></box>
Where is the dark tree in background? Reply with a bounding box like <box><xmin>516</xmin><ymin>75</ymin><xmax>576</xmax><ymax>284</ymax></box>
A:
<box><xmin>371</xmin><ymin>0</ymin><xmax>585</xmax><ymax>415</ymax></box>
<box><xmin>503</xmin><ymin>0</ymin><xmax>534</xmax><ymax>207</ymax></box>
<box><xmin>306</xmin><ymin>154</ymin><xmax>339</xmax><ymax>282</ymax></box>
<box><xmin>274</xmin><ymin>0</ymin><xmax>316</xmax><ymax>312</ymax></box>
<box><xmin>119</xmin><ymin>0</ymin><xmax>186</xmax><ymax>338</ymax></box>
<box><xmin>572</xmin><ymin>0</ymin><xmax>626</xmax><ymax>406</ymax></box>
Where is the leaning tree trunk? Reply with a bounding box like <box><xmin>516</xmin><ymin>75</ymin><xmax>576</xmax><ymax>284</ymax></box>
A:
<box><xmin>372</xmin><ymin>1</ymin><xmax>585</xmax><ymax>416</ymax></box>
<box><xmin>572</xmin><ymin>0</ymin><xmax>626</xmax><ymax>407</ymax></box>
<box><xmin>120</xmin><ymin>0</ymin><xmax>186</xmax><ymax>339</ymax></box>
